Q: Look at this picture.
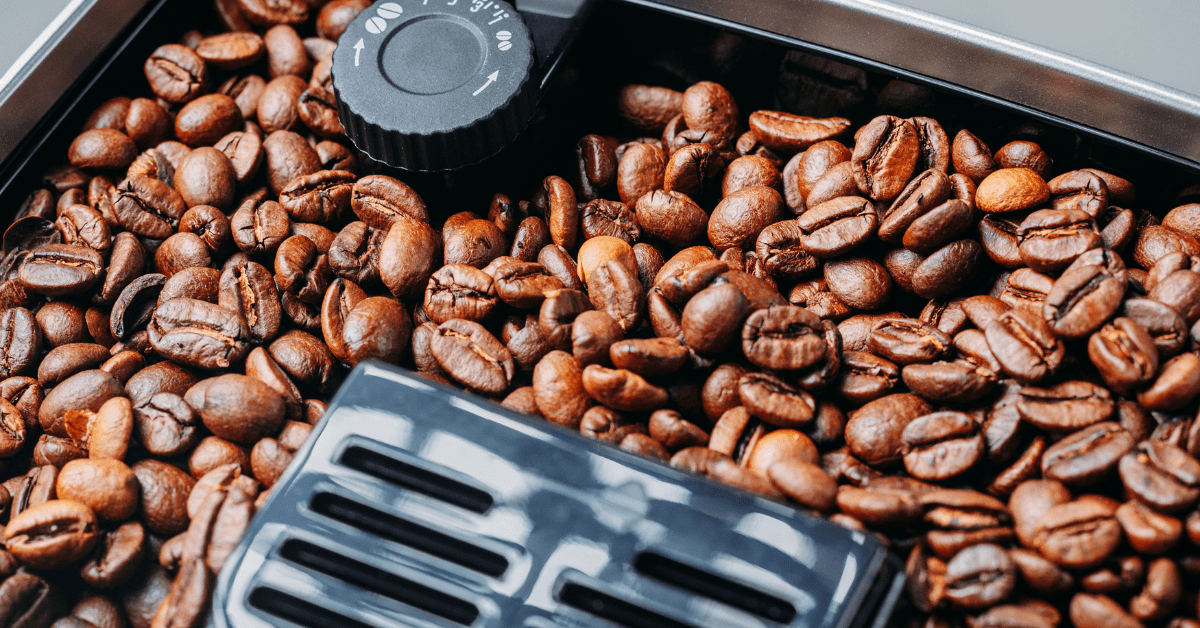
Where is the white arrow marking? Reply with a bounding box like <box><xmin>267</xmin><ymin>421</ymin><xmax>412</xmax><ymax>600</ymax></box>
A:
<box><xmin>472</xmin><ymin>71</ymin><xmax>499</xmax><ymax>96</ymax></box>
<box><xmin>353</xmin><ymin>39</ymin><xmax>365</xmax><ymax>66</ymax></box>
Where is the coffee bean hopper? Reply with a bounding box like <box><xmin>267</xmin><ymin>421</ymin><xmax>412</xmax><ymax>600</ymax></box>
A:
<box><xmin>1</xmin><ymin>1</ymin><xmax>1200</xmax><ymax>628</ymax></box>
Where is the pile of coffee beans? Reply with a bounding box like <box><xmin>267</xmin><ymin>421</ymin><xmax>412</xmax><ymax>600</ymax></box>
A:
<box><xmin>1</xmin><ymin>0</ymin><xmax>1199</xmax><ymax>627</ymax></box>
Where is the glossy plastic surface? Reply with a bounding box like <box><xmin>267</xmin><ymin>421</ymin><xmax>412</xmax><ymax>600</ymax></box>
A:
<box><xmin>209</xmin><ymin>362</ymin><xmax>904</xmax><ymax>628</ymax></box>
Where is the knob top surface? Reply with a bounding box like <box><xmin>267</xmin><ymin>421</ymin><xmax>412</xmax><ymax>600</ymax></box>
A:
<box><xmin>332</xmin><ymin>0</ymin><xmax>536</xmax><ymax>170</ymax></box>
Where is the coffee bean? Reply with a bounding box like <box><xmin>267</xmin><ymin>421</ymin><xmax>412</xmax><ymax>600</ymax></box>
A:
<box><xmin>430</xmin><ymin>319</ymin><xmax>514</xmax><ymax>394</ymax></box>
<box><xmin>1042</xmin><ymin>422</ymin><xmax>1134</xmax><ymax>485</ymax></box>
<box><xmin>943</xmin><ymin>543</ymin><xmax>1016</xmax><ymax>610</ymax></box>
<box><xmin>5</xmin><ymin>500</ymin><xmax>98</xmax><ymax>570</ymax></box>
<box><xmin>184</xmin><ymin>374</ymin><xmax>285</xmax><ymax>445</ymax></box>
<box><xmin>824</xmin><ymin>257</ymin><xmax>892</xmax><ymax>310</ymax></box>
<box><xmin>144</xmin><ymin>45</ymin><xmax>206</xmax><ymax>104</ymax></box>
<box><xmin>852</xmin><ymin>116</ymin><xmax>919</xmax><ymax>201</ymax></box>
<box><xmin>709</xmin><ymin>186</ymin><xmax>785</xmax><ymax>250</ymax></box>
<box><xmin>532</xmin><ymin>350</ymin><xmax>589</xmax><ymax>428</ymax></box>
<box><xmin>951</xmin><ymin>129</ymin><xmax>996</xmax><ymax>183</ymax></box>
<box><xmin>1016</xmin><ymin>380</ymin><xmax>1113</xmax><ymax>432</ymax></box>
<box><xmin>901</xmin><ymin>411</ymin><xmax>984</xmax><ymax>480</ymax></box>
<box><xmin>1034</xmin><ymin>495</ymin><xmax>1122</xmax><ymax>568</ymax></box>
<box><xmin>1118</xmin><ymin>440</ymin><xmax>1200</xmax><ymax>513</ymax></box>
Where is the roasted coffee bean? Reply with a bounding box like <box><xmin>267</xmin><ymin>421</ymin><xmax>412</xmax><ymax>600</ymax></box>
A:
<box><xmin>581</xmin><ymin>365</ymin><xmax>667</xmax><ymax>412</ymax></box>
<box><xmin>1088</xmin><ymin>317</ymin><xmax>1158</xmax><ymax>394</ymax></box>
<box><xmin>824</xmin><ymin>257</ymin><xmax>892</xmax><ymax>310</ymax></box>
<box><xmin>134</xmin><ymin>392</ymin><xmax>200</xmax><ymax>458</ymax></box>
<box><xmin>709</xmin><ymin>185</ymin><xmax>785</xmax><ymax>249</ymax></box>
<box><xmin>532</xmin><ymin>350</ymin><xmax>589</xmax><ymax>428</ymax></box>
<box><xmin>748</xmin><ymin>111</ymin><xmax>849</xmax><ymax>153</ymax></box>
<box><xmin>18</xmin><ymin>244</ymin><xmax>105</xmax><ymax>297</ymax></box>
<box><xmin>738</xmin><ymin>372</ymin><xmax>815</xmax><ymax>428</ymax></box>
<box><xmin>1042</xmin><ymin>422</ymin><xmax>1134</xmax><ymax>485</ymax></box>
<box><xmin>1138</xmin><ymin>352</ymin><xmax>1200</xmax><ymax>412</ymax></box>
<box><xmin>184</xmin><ymin>374</ymin><xmax>285</xmax><ymax>445</ymax></box>
<box><xmin>148</xmin><ymin>298</ymin><xmax>250</xmax><ymax>369</ymax></box>
<box><xmin>1016</xmin><ymin>380</ymin><xmax>1113</xmax><ymax>432</ymax></box>
<box><xmin>796</xmin><ymin>196</ymin><xmax>877</xmax><ymax>257</ymax></box>
<box><xmin>0</xmin><ymin>308</ymin><xmax>41</xmax><ymax>378</ymax></box>
<box><xmin>984</xmin><ymin>309</ymin><xmax>1064</xmax><ymax>384</ymax></box>
<box><xmin>952</xmin><ymin>129</ymin><xmax>996</xmax><ymax>183</ymax></box>
<box><xmin>144</xmin><ymin>44</ymin><xmax>206</xmax><ymax>104</ymax></box>
<box><xmin>1018</xmin><ymin>208</ymin><xmax>1103</xmax><ymax>273</ymax></box>
<box><xmin>1033</xmin><ymin>495</ymin><xmax>1122</xmax><ymax>568</ymax></box>
<box><xmin>943</xmin><ymin>543</ymin><xmax>1016</xmax><ymax>610</ymax></box>
<box><xmin>1118</xmin><ymin>440</ymin><xmax>1200</xmax><ymax>513</ymax></box>
<box><xmin>976</xmin><ymin>168</ymin><xmax>1049</xmax><ymax>214</ymax></box>
<box><xmin>6</xmin><ymin>499</ymin><xmax>99</xmax><ymax>570</ymax></box>
<box><xmin>901</xmin><ymin>411</ymin><xmax>983</xmax><ymax>480</ymax></box>
<box><xmin>852</xmin><ymin>116</ymin><xmax>919</xmax><ymax>200</ymax></box>
<box><xmin>740</xmin><ymin>305</ymin><xmax>825</xmax><ymax>371</ymax></box>
<box><xmin>430</xmin><ymin>319</ymin><xmax>513</xmax><ymax>394</ymax></box>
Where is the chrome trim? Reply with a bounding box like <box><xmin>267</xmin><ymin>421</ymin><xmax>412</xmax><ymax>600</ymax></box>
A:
<box><xmin>625</xmin><ymin>0</ymin><xmax>1200</xmax><ymax>166</ymax></box>
<box><xmin>0</xmin><ymin>0</ymin><xmax>151</xmax><ymax>165</ymax></box>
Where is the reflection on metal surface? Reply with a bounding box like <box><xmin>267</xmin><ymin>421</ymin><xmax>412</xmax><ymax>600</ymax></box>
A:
<box><xmin>209</xmin><ymin>362</ymin><xmax>902</xmax><ymax>628</ymax></box>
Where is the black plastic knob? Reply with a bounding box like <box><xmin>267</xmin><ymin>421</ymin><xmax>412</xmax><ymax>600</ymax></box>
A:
<box><xmin>332</xmin><ymin>0</ymin><xmax>537</xmax><ymax>171</ymax></box>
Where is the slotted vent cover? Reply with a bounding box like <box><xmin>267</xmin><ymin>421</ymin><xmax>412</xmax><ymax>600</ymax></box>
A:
<box><xmin>209</xmin><ymin>363</ymin><xmax>903</xmax><ymax>628</ymax></box>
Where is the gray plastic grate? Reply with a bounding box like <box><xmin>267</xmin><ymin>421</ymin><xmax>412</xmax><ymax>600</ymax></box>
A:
<box><xmin>209</xmin><ymin>362</ymin><xmax>905</xmax><ymax>628</ymax></box>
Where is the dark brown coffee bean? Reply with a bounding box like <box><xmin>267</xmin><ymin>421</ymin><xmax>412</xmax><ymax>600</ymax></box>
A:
<box><xmin>616</xmin><ymin>84</ymin><xmax>682</xmax><ymax>133</ymax></box>
<box><xmin>709</xmin><ymin>186</ymin><xmax>786</xmax><ymax>250</ymax></box>
<box><xmin>183</xmin><ymin>374</ymin><xmax>285</xmax><ymax>447</ymax></box>
<box><xmin>111</xmin><ymin>176</ymin><xmax>187</xmax><ymax>240</ymax></box>
<box><xmin>852</xmin><ymin>115</ymin><xmax>919</xmax><ymax>201</ymax></box>
<box><xmin>738</xmin><ymin>305</ymin><xmax>824</xmax><ymax>371</ymax></box>
<box><xmin>429</xmin><ymin>319</ymin><xmax>513</xmax><ymax>394</ymax></box>
<box><xmin>1033</xmin><ymin>495</ymin><xmax>1122</xmax><ymax>568</ymax></box>
<box><xmin>1088</xmin><ymin>317</ymin><xmax>1158</xmax><ymax>395</ymax></box>
<box><xmin>899</xmin><ymin>411</ymin><xmax>983</xmax><ymax>480</ymax></box>
<box><xmin>737</xmin><ymin>372</ymin><xmax>815</xmax><ymax>428</ymax></box>
<box><xmin>1042</xmin><ymin>422</ymin><xmax>1135</xmax><ymax>485</ymax></box>
<box><xmin>749</xmin><ymin>111</ymin><xmax>849</xmax><ymax>152</ymax></box>
<box><xmin>5</xmin><ymin>499</ymin><xmax>98</xmax><ymax>570</ymax></box>
<box><xmin>532</xmin><ymin>350</ymin><xmax>589</xmax><ymax>428</ymax></box>
<box><xmin>261</xmin><ymin>130</ymin><xmax>320</xmax><ymax>195</ymax></box>
<box><xmin>133</xmin><ymin>392</ymin><xmax>200</xmax><ymax>458</ymax></box>
<box><xmin>952</xmin><ymin>129</ymin><xmax>996</xmax><ymax>183</ymax></box>
<box><xmin>218</xmin><ymin>260</ymin><xmax>282</xmax><ymax>344</ymax></box>
<box><xmin>911</xmin><ymin>240</ymin><xmax>984</xmax><ymax>299</ymax></box>
<box><xmin>231</xmin><ymin>197</ymin><xmax>290</xmax><ymax>257</ymax></box>
<box><xmin>1018</xmin><ymin>208</ymin><xmax>1103</xmax><ymax>273</ymax></box>
<box><xmin>824</xmin><ymin>257</ymin><xmax>893</xmax><ymax>310</ymax></box>
<box><xmin>1119</xmin><ymin>440</ymin><xmax>1200</xmax><ymax>513</ymax></box>
<box><xmin>1016</xmin><ymin>380</ymin><xmax>1114</xmax><ymax>432</ymax></box>
<box><xmin>131</xmin><ymin>459</ymin><xmax>194</xmax><ymax>537</ymax></box>
<box><xmin>869</xmin><ymin>318</ymin><xmax>951</xmax><ymax>365</ymax></box>
<box><xmin>581</xmin><ymin>365</ymin><xmax>667</xmax><ymax>412</ymax></box>
<box><xmin>984</xmin><ymin>309</ymin><xmax>1065</xmax><ymax>384</ymax></box>
<box><xmin>681</xmin><ymin>283</ymin><xmax>749</xmax><ymax>356</ymax></box>
<box><xmin>845</xmin><ymin>393</ymin><xmax>933</xmax><ymax>466</ymax></box>
<box><xmin>143</xmin><ymin>44</ymin><xmax>206</xmax><ymax>104</ymax></box>
<box><xmin>0</xmin><ymin>308</ymin><xmax>41</xmax><ymax>378</ymax></box>
<box><xmin>18</xmin><ymin>244</ymin><xmax>105</xmax><ymax>297</ymax></box>
<box><xmin>795</xmin><ymin>196</ymin><xmax>877</xmax><ymax>257</ymax></box>
<box><xmin>148</xmin><ymin>298</ymin><xmax>250</xmax><ymax>369</ymax></box>
<box><xmin>616</xmin><ymin>143</ymin><xmax>666</xmax><ymax>206</ymax></box>
<box><xmin>195</xmin><ymin>32</ymin><xmax>264</xmax><ymax>71</ymax></box>
<box><xmin>943</xmin><ymin>543</ymin><xmax>1016</xmax><ymax>609</ymax></box>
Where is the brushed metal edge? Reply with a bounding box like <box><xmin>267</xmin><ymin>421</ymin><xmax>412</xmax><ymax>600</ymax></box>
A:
<box><xmin>625</xmin><ymin>0</ymin><xmax>1200</xmax><ymax>166</ymax></box>
<box><xmin>0</xmin><ymin>0</ymin><xmax>150</xmax><ymax>165</ymax></box>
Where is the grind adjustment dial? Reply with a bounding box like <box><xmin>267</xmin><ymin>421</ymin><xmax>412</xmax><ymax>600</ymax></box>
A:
<box><xmin>332</xmin><ymin>0</ymin><xmax>536</xmax><ymax>171</ymax></box>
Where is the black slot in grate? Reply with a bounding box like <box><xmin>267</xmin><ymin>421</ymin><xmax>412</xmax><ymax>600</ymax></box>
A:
<box><xmin>279</xmin><ymin>539</ymin><xmax>480</xmax><ymax>625</ymax></box>
<box><xmin>633</xmin><ymin>551</ymin><xmax>797</xmax><ymax>623</ymax></box>
<box><xmin>248</xmin><ymin>587</ymin><xmax>377</xmax><ymax>628</ymax></box>
<box><xmin>310</xmin><ymin>492</ymin><xmax>509</xmax><ymax>578</ymax></box>
<box><xmin>557</xmin><ymin>581</ymin><xmax>696</xmax><ymax>628</ymax></box>
<box><xmin>340</xmin><ymin>445</ymin><xmax>493</xmax><ymax>513</ymax></box>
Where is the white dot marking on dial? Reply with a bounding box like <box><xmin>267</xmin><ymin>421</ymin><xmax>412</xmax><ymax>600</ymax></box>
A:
<box><xmin>498</xmin><ymin>41</ymin><xmax>511</xmax><ymax>51</ymax></box>
<box><xmin>366</xmin><ymin>16</ymin><xmax>387</xmax><ymax>34</ymax></box>
<box><xmin>377</xmin><ymin>3</ymin><xmax>403</xmax><ymax>18</ymax></box>
<box><xmin>496</xmin><ymin>31</ymin><xmax>512</xmax><ymax>41</ymax></box>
